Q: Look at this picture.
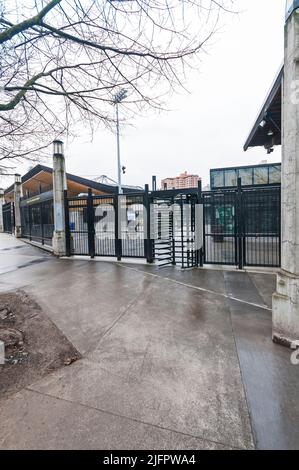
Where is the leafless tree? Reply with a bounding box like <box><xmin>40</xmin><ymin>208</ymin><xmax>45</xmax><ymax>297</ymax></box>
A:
<box><xmin>0</xmin><ymin>0</ymin><xmax>235</xmax><ymax>173</ymax></box>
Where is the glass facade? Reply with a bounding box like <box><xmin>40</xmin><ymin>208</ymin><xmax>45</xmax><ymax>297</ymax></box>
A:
<box><xmin>224</xmin><ymin>169</ymin><xmax>238</xmax><ymax>187</ymax></box>
<box><xmin>210</xmin><ymin>163</ymin><xmax>281</xmax><ymax>189</ymax></box>
<box><xmin>254</xmin><ymin>166</ymin><xmax>268</xmax><ymax>185</ymax></box>
<box><xmin>239</xmin><ymin>167</ymin><xmax>253</xmax><ymax>186</ymax></box>
<box><xmin>269</xmin><ymin>165</ymin><xmax>281</xmax><ymax>184</ymax></box>
<box><xmin>211</xmin><ymin>170</ymin><xmax>224</xmax><ymax>189</ymax></box>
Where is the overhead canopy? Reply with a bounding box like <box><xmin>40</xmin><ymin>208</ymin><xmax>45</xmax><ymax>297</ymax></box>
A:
<box><xmin>4</xmin><ymin>164</ymin><xmax>139</xmax><ymax>202</ymax></box>
<box><xmin>244</xmin><ymin>67</ymin><xmax>283</xmax><ymax>152</ymax></box>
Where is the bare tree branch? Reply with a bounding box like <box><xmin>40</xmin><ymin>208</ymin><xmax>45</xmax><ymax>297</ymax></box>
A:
<box><xmin>0</xmin><ymin>0</ymin><xmax>236</xmax><ymax>172</ymax></box>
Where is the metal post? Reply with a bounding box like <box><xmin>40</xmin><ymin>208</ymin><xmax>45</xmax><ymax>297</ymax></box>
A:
<box><xmin>198</xmin><ymin>180</ymin><xmax>204</xmax><ymax>267</ymax></box>
<box><xmin>0</xmin><ymin>189</ymin><xmax>4</xmax><ymax>233</ymax></box>
<box><xmin>171</xmin><ymin>197</ymin><xmax>176</xmax><ymax>266</ymax></box>
<box><xmin>116</xmin><ymin>103</ymin><xmax>122</xmax><ymax>195</ymax></box>
<box><xmin>180</xmin><ymin>195</ymin><xmax>184</xmax><ymax>268</ymax></box>
<box><xmin>237</xmin><ymin>177</ymin><xmax>243</xmax><ymax>270</ymax></box>
<box><xmin>144</xmin><ymin>184</ymin><xmax>154</xmax><ymax>263</ymax></box>
<box><xmin>40</xmin><ymin>202</ymin><xmax>44</xmax><ymax>245</ymax></box>
<box><xmin>87</xmin><ymin>188</ymin><xmax>95</xmax><ymax>258</ymax></box>
<box><xmin>152</xmin><ymin>176</ymin><xmax>157</xmax><ymax>192</ymax></box>
<box><xmin>115</xmin><ymin>189</ymin><xmax>122</xmax><ymax>261</ymax></box>
<box><xmin>29</xmin><ymin>205</ymin><xmax>32</xmax><ymax>241</ymax></box>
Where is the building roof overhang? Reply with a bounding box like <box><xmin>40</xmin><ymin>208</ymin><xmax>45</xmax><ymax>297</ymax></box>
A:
<box><xmin>244</xmin><ymin>66</ymin><xmax>283</xmax><ymax>152</ymax></box>
<box><xmin>4</xmin><ymin>164</ymin><xmax>140</xmax><ymax>199</ymax></box>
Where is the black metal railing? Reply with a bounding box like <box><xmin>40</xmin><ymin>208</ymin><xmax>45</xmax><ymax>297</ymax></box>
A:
<box><xmin>202</xmin><ymin>182</ymin><xmax>281</xmax><ymax>268</ymax></box>
<box><xmin>2</xmin><ymin>202</ymin><xmax>15</xmax><ymax>233</ymax></box>
<box><xmin>64</xmin><ymin>182</ymin><xmax>281</xmax><ymax>269</ymax></box>
<box><xmin>65</xmin><ymin>189</ymin><xmax>153</xmax><ymax>261</ymax></box>
<box><xmin>20</xmin><ymin>199</ymin><xmax>54</xmax><ymax>246</ymax></box>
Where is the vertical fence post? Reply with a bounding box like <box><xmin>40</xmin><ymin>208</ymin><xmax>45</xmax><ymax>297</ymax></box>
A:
<box><xmin>12</xmin><ymin>202</ymin><xmax>15</xmax><ymax>233</ymax></box>
<box><xmin>64</xmin><ymin>190</ymin><xmax>71</xmax><ymax>257</ymax></box>
<box><xmin>198</xmin><ymin>180</ymin><xmax>204</xmax><ymax>267</ymax></box>
<box><xmin>171</xmin><ymin>200</ymin><xmax>176</xmax><ymax>266</ymax></box>
<box><xmin>180</xmin><ymin>195</ymin><xmax>184</xmax><ymax>268</ymax></box>
<box><xmin>115</xmin><ymin>189</ymin><xmax>122</xmax><ymax>261</ymax></box>
<box><xmin>0</xmin><ymin>189</ymin><xmax>4</xmax><ymax>233</ymax></box>
<box><xmin>29</xmin><ymin>205</ymin><xmax>32</xmax><ymax>241</ymax></box>
<box><xmin>144</xmin><ymin>184</ymin><xmax>154</xmax><ymax>263</ymax></box>
<box><xmin>237</xmin><ymin>177</ymin><xmax>243</xmax><ymax>270</ymax></box>
<box><xmin>40</xmin><ymin>202</ymin><xmax>45</xmax><ymax>245</ymax></box>
<box><xmin>152</xmin><ymin>176</ymin><xmax>157</xmax><ymax>192</ymax></box>
<box><xmin>87</xmin><ymin>188</ymin><xmax>95</xmax><ymax>259</ymax></box>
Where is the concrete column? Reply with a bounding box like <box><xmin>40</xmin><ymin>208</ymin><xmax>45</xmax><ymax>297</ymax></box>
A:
<box><xmin>14</xmin><ymin>174</ymin><xmax>22</xmax><ymax>238</ymax></box>
<box><xmin>0</xmin><ymin>189</ymin><xmax>4</xmax><ymax>233</ymax></box>
<box><xmin>272</xmin><ymin>8</ymin><xmax>299</xmax><ymax>346</ymax></box>
<box><xmin>52</xmin><ymin>140</ymin><xmax>67</xmax><ymax>256</ymax></box>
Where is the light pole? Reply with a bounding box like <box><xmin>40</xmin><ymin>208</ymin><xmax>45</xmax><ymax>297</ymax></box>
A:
<box><xmin>113</xmin><ymin>89</ymin><xmax>127</xmax><ymax>194</ymax></box>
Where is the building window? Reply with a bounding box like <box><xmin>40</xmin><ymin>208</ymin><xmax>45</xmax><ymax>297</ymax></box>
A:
<box><xmin>269</xmin><ymin>165</ymin><xmax>281</xmax><ymax>184</ymax></box>
<box><xmin>254</xmin><ymin>166</ymin><xmax>269</xmax><ymax>185</ymax></box>
<box><xmin>211</xmin><ymin>170</ymin><xmax>224</xmax><ymax>188</ymax></box>
<box><xmin>224</xmin><ymin>169</ymin><xmax>238</xmax><ymax>187</ymax></box>
<box><xmin>238</xmin><ymin>167</ymin><xmax>253</xmax><ymax>186</ymax></box>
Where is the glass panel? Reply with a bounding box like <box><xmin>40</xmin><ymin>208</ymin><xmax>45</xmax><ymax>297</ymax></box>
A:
<box><xmin>254</xmin><ymin>166</ymin><xmax>269</xmax><ymax>185</ymax></box>
<box><xmin>269</xmin><ymin>165</ymin><xmax>281</xmax><ymax>184</ymax></box>
<box><xmin>211</xmin><ymin>170</ymin><xmax>224</xmax><ymax>188</ymax></box>
<box><xmin>239</xmin><ymin>167</ymin><xmax>253</xmax><ymax>186</ymax></box>
<box><xmin>224</xmin><ymin>169</ymin><xmax>238</xmax><ymax>187</ymax></box>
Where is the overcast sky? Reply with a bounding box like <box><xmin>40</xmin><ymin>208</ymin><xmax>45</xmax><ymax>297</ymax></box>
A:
<box><xmin>3</xmin><ymin>0</ymin><xmax>285</xmax><ymax>189</ymax></box>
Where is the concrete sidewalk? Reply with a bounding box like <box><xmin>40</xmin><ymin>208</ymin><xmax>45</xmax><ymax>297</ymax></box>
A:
<box><xmin>0</xmin><ymin>234</ymin><xmax>298</xmax><ymax>450</ymax></box>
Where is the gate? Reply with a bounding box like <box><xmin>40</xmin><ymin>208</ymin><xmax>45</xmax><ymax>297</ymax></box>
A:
<box><xmin>203</xmin><ymin>189</ymin><xmax>237</xmax><ymax>266</ymax></box>
<box><xmin>65</xmin><ymin>187</ymin><xmax>201</xmax><ymax>267</ymax></box>
<box><xmin>151</xmin><ymin>190</ymin><xmax>202</xmax><ymax>268</ymax></box>
<box><xmin>242</xmin><ymin>186</ymin><xmax>281</xmax><ymax>267</ymax></box>
<box><xmin>2</xmin><ymin>202</ymin><xmax>15</xmax><ymax>233</ymax></box>
<box><xmin>20</xmin><ymin>198</ymin><xmax>54</xmax><ymax>246</ymax></box>
<box><xmin>65</xmin><ymin>190</ymin><xmax>151</xmax><ymax>260</ymax></box>
<box><xmin>202</xmin><ymin>183</ymin><xmax>281</xmax><ymax>268</ymax></box>
<box><xmin>65</xmin><ymin>194</ymin><xmax>94</xmax><ymax>256</ymax></box>
<box><xmin>64</xmin><ymin>183</ymin><xmax>280</xmax><ymax>269</ymax></box>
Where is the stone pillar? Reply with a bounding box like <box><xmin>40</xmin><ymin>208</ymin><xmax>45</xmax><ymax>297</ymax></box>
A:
<box><xmin>0</xmin><ymin>189</ymin><xmax>4</xmax><ymax>233</ymax></box>
<box><xmin>52</xmin><ymin>140</ymin><xmax>67</xmax><ymax>256</ymax></box>
<box><xmin>14</xmin><ymin>174</ymin><xmax>22</xmax><ymax>238</ymax></box>
<box><xmin>272</xmin><ymin>7</ymin><xmax>299</xmax><ymax>346</ymax></box>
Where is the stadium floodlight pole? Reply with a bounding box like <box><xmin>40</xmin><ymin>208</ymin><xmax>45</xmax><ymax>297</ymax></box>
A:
<box><xmin>113</xmin><ymin>89</ymin><xmax>128</xmax><ymax>194</ymax></box>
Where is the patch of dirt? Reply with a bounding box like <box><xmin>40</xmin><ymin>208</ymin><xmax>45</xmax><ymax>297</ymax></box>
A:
<box><xmin>0</xmin><ymin>290</ymin><xmax>81</xmax><ymax>399</ymax></box>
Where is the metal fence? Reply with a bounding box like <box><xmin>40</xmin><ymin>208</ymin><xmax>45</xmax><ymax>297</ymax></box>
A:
<box><xmin>65</xmin><ymin>190</ymin><xmax>152</xmax><ymax>260</ymax></box>
<box><xmin>2</xmin><ymin>182</ymin><xmax>281</xmax><ymax>269</ymax></box>
<box><xmin>2</xmin><ymin>202</ymin><xmax>14</xmax><ymax>233</ymax></box>
<box><xmin>20</xmin><ymin>199</ymin><xmax>54</xmax><ymax>246</ymax></box>
<box><xmin>242</xmin><ymin>187</ymin><xmax>280</xmax><ymax>267</ymax></box>
<box><xmin>202</xmin><ymin>183</ymin><xmax>281</xmax><ymax>268</ymax></box>
<box><xmin>151</xmin><ymin>192</ymin><xmax>201</xmax><ymax>268</ymax></box>
<box><xmin>64</xmin><ymin>183</ymin><xmax>281</xmax><ymax>269</ymax></box>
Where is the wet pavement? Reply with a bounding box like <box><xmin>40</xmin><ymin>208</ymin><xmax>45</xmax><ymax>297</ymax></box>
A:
<box><xmin>0</xmin><ymin>233</ymin><xmax>298</xmax><ymax>450</ymax></box>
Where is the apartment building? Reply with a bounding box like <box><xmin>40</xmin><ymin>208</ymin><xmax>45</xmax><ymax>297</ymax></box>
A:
<box><xmin>161</xmin><ymin>171</ymin><xmax>200</xmax><ymax>190</ymax></box>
